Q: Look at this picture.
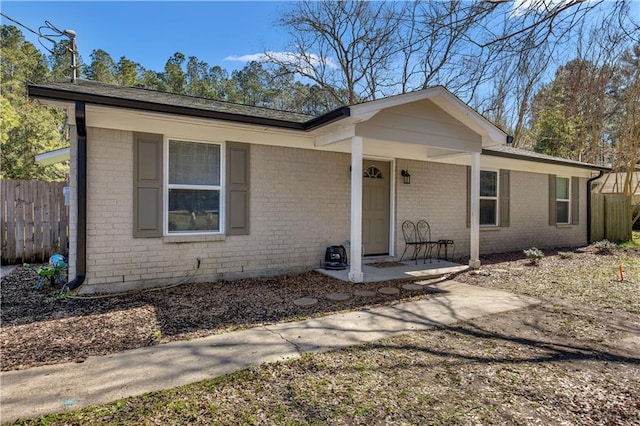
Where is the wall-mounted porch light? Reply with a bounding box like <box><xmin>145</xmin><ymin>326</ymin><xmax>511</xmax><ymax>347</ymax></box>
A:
<box><xmin>401</xmin><ymin>169</ymin><xmax>411</xmax><ymax>184</ymax></box>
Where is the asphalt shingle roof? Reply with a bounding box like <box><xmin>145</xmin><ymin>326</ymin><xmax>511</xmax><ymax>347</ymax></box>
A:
<box><xmin>28</xmin><ymin>80</ymin><xmax>608</xmax><ymax>172</ymax></box>
<box><xmin>29</xmin><ymin>80</ymin><xmax>315</xmax><ymax>125</ymax></box>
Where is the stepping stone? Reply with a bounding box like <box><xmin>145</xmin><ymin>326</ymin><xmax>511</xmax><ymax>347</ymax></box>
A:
<box><xmin>378</xmin><ymin>287</ymin><xmax>400</xmax><ymax>295</ymax></box>
<box><xmin>492</xmin><ymin>268</ymin><xmax>509</xmax><ymax>273</ymax></box>
<box><xmin>353</xmin><ymin>289</ymin><xmax>376</xmax><ymax>297</ymax></box>
<box><xmin>293</xmin><ymin>297</ymin><xmax>318</xmax><ymax>307</ymax></box>
<box><xmin>326</xmin><ymin>292</ymin><xmax>351</xmax><ymax>301</ymax></box>
<box><xmin>402</xmin><ymin>283</ymin><xmax>423</xmax><ymax>291</ymax></box>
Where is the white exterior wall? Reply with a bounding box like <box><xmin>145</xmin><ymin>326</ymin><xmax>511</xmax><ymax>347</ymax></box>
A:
<box><xmin>81</xmin><ymin>127</ymin><xmax>350</xmax><ymax>294</ymax></box>
<box><xmin>78</xmin><ymin>126</ymin><xmax>589</xmax><ymax>293</ymax></box>
<box><xmin>478</xmin><ymin>171</ymin><xmax>587</xmax><ymax>253</ymax></box>
<box><xmin>395</xmin><ymin>160</ymin><xmax>469</xmax><ymax>259</ymax></box>
<box><xmin>395</xmin><ymin>160</ymin><xmax>588</xmax><ymax>260</ymax></box>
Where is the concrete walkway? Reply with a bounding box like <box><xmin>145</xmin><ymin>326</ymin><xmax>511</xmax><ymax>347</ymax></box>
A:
<box><xmin>0</xmin><ymin>280</ymin><xmax>539</xmax><ymax>422</ymax></box>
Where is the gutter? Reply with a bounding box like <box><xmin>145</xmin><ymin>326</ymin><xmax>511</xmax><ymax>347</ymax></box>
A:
<box><xmin>28</xmin><ymin>84</ymin><xmax>353</xmax><ymax>132</ymax></box>
<box><xmin>303</xmin><ymin>107</ymin><xmax>351</xmax><ymax>130</ymax></box>
<box><xmin>28</xmin><ymin>85</ymin><xmax>311</xmax><ymax>131</ymax></box>
<box><xmin>586</xmin><ymin>170</ymin><xmax>604</xmax><ymax>244</ymax></box>
<box><xmin>482</xmin><ymin>149</ymin><xmax>610</xmax><ymax>172</ymax></box>
<box><xmin>65</xmin><ymin>101</ymin><xmax>87</xmax><ymax>290</ymax></box>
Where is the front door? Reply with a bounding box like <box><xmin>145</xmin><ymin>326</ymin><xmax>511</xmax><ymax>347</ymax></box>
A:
<box><xmin>362</xmin><ymin>160</ymin><xmax>390</xmax><ymax>256</ymax></box>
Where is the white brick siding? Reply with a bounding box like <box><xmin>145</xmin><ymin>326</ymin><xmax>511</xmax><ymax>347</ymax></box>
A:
<box><xmin>79</xmin><ymin>127</ymin><xmax>350</xmax><ymax>293</ymax></box>
<box><xmin>395</xmin><ymin>160</ymin><xmax>587</xmax><ymax>260</ymax></box>
<box><xmin>75</xmin><ymin>127</ymin><xmax>588</xmax><ymax>293</ymax></box>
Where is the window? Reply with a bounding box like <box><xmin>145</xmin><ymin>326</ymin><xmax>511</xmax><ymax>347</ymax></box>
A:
<box><xmin>556</xmin><ymin>177</ymin><xmax>570</xmax><ymax>224</ymax></box>
<box><xmin>364</xmin><ymin>165</ymin><xmax>383</xmax><ymax>179</ymax></box>
<box><xmin>467</xmin><ymin>168</ymin><xmax>510</xmax><ymax>228</ymax></box>
<box><xmin>167</xmin><ymin>140</ymin><xmax>222</xmax><ymax>233</ymax></box>
<box><xmin>480</xmin><ymin>170</ymin><xmax>498</xmax><ymax>226</ymax></box>
<box><xmin>548</xmin><ymin>174</ymin><xmax>578</xmax><ymax>227</ymax></box>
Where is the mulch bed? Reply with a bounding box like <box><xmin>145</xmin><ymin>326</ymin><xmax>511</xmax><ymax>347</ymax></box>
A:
<box><xmin>0</xmin><ymin>268</ymin><xmax>437</xmax><ymax>371</ymax></box>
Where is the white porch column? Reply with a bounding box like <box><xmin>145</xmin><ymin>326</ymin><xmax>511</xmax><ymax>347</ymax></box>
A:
<box><xmin>349</xmin><ymin>136</ymin><xmax>364</xmax><ymax>282</ymax></box>
<box><xmin>469</xmin><ymin>151</ymin><xmax>481</xmax><ymax>268</ymax></box>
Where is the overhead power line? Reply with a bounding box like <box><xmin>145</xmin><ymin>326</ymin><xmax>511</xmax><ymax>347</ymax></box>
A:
<box><xmin>1</xmin><ymin>13</ymin><xmax>72</xmax><ymax>54</ymax></box>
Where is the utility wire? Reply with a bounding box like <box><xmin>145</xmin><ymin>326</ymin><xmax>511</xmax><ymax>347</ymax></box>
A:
<box><xmin>0</xmin><ymin>12</ymin><xmax>58</xmax><ymax>44</ymax></box>
<box><xmin>1</xmin><ymin>13</ymin><xmax>71</xmax><ymax>54</ymax></box>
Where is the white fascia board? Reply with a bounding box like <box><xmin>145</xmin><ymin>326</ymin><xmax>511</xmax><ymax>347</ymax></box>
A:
<box><xmin>314</xmin><ymin>125</ymin><xmax>356</xmax><ymax>147</ymax></box>
<box><xmin>35</xmin><ymin>147</ymin><xmax>71</xmax><ymax>165</ymax></box>
<box><xmin>486</xmin><ymin>156</ymin><xmax>594</xmax><ymax>178</ymax></box>
<box><xmin>85</xmin><ymin>105</ymin><xmax>315</xmax><ymax>150</ymax></box>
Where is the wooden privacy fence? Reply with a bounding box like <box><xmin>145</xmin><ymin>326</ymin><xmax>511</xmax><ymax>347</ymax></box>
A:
<box><xmin>590</xmin><ymin>193</ymin><xmax>632</xmax><ymax>243</ymax></box>
<box><xmin>1</xmin><ymin>180</ymin><xmax>69</xmax><ymax>264</ymax></box>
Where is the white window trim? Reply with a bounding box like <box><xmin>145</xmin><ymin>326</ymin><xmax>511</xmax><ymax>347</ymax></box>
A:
<box><xmin>556</xmin><ymin>176</ymin><xmax>571</xmax><ymax>225</ymax></box>
<box><xmin>480</xmin><ymin>169</ymin><xmax>499</xmax><ymax>227</ymax></box>
<box><xmin>163</xmin><ymin>137</ymin><xmax>226</xmax><ymax>236</ymax></box>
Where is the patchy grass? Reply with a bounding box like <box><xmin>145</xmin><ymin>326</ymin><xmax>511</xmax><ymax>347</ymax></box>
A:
<box><xmin>620</xmin><ymin>230</ymin><xmax>640</xmax><ymax>248</ymax></box>
<box><xmin>462</xmin><ymin>247</ymin><xmax>640</xmax><ymax>314</ymax></box>
<box><xmin>7</xmin><ymin>244</ymin><xmax>640</xmax><ymax>425</ymax></box>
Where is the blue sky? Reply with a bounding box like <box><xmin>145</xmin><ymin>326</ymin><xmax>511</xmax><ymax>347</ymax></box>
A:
<box><xmin>1</xmin><ymin>1</ymin><xmax>294</xmax><ymax>72</ymax></box>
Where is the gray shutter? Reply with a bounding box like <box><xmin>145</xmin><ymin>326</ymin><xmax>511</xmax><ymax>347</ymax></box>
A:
<box><xmin>226</xmin><ymin>142</ymin><xmax>250</xmax><ymax>235</ymax></box>
<box><xmin>571</xmin><ymin>176</ymin><xmax>580</xmax><ymax>225</ymax></box>
<box><xmin>133</xmin><ymin>132</ymin><xmax>163</xmax><ymax>238</ymax></box>
<box><xmin>499</xmin><ymin>169</ymin><xmax>510</xmax><ymax>227</ymax></box>
<box><xmin>466</xmin><ymin>166</ymin><xmax>471</xmax><ymax>228</ymax></box>
<box><xmin>548</xmin><ymin>174</ymin><xmax>557</xmax><ymax>226</ymax></box>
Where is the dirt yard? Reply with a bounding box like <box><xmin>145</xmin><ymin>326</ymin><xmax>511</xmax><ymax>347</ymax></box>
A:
<box><xmin>2</xmin><ymin>244</ymin><xmax>639</xmax><ymax>424</ymax></box>
<box><xmin>1</xmin><ymin>267</ymin><xmax>435</xmax><ymax>371</ymax></box>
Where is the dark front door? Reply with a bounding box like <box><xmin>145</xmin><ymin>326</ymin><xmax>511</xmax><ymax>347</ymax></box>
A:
<box><xmin>362</xmin><ymin>160</ymin><xmax>390</xmax><ymax>256</ymax></box>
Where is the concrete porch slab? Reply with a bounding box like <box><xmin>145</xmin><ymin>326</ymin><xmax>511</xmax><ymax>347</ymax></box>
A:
<box><xmin>316</xmin><ymin>260</ymin><xmax>468</xmax><ymax>282</ymax></box>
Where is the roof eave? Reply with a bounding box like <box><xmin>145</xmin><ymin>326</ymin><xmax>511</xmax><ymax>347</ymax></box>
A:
<box><xmin>482</xmin><ymin>148</ymin><xmax>611</xmax><ymax>172</ymax></box>
<box><xmin>303</xmin><ymin>107</ymin><xmax>350</xmax><ymax>130</ymax></box>
<box><xmin>27</xmin><ymin>84</ymin><xmax>308</xmax><ymax>131</ymax></box>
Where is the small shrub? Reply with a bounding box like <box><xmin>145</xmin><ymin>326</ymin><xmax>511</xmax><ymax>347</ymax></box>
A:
<box><xmin>523</xmin><ymin>247</ymin><xmax>545</xmax><ymax>265</ymax></box>
<box><xmin>593</xmin><ymin>239</ymin><xmax>616</xmax><ymax>255</ymax></box>
<box><xmin>557</xmin><ymin>251</ymin><xmax>573</xmax><ymax>259</ymax></box>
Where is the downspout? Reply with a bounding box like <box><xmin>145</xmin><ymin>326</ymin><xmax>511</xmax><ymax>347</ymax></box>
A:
<box><xmin>586</xmin><ymin>170</ymin><xmax>604</xmax><ymax>244</ymax></box>
<box><xmin>65</xmin><ymin>101</ymin><xmax>87</xmax><ymax>290</ymax></box>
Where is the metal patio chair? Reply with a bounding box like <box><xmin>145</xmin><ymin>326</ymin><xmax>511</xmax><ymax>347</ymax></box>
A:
<box><xmin>416</xmin><ymin>220</ymin><xmax>440</xmax><ymax>263</ymax></box>
<box><xmin>400</xmin><ymin>220</ymin><xmax>425</xmax><ymax>264</ymax></box>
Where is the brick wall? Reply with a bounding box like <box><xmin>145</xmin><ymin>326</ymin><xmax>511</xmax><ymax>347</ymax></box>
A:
<box><xmin>77</xmin><ymin>127</ymin><xmax>588</xmax><ymax>293</ymax></box>
<box><xmin>395</xmin><ymin>160</ymin><xmax>587</xmax><ymax>261</ymax></box>
<box><xmin>80</xmin><ymin>127</ymin><xmax>350</xmax><ymax>294</ymax></box>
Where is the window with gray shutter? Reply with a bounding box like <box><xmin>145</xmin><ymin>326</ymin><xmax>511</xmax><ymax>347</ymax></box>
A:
<box><xmin>226</xmin><ymin>142</ymin><xmax>250</xmax><ymax>235</ymax></box>
<box><xmin>133</xmin><ymin>132</ymin><xmax>163</xmax><ymax>238</ymax></box>
<box><xmin>549</xmin><ymin>175</ymin><xmax>579</xmax><ymax>225</ymax></box>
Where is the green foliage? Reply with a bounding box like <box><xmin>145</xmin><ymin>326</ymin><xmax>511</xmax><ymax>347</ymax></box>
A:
<box><xmin>557</xmin><ymin>251</ymin><xmax>574</xmax><ymax>259</ymax></box>
<box><xmin>593</xmin><ymin>239</ymin><xmax>617</xmax><ymax>255</ymax></box>
<box><xmin>1</xmin><ymin>25</ymin><xmax>69</xmax><ymax>181</ymax></box>
<box><xmin>523</xmin><ymin>247</ymin><xmax>545</xmax><ymax>265</ymax></box>
<box><xmin>49</xmin><ymin>39</ymin><xmax>86</xmax><ymax>81</ymax></box>
<box><xmin>86</xmin><ymin>49</ymin><xmax>118</xmax><ymax>84</ymax></box>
